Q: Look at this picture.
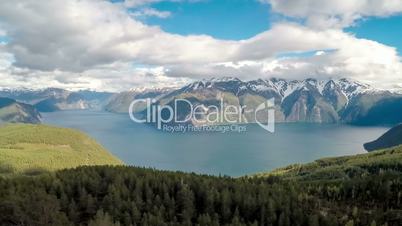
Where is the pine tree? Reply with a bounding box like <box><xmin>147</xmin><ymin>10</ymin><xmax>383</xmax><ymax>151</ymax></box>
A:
<box><xmin>308</xmin><ymin>214</ymin><xmax>319</xmax><ymax>226</ymax></box>
<box><xmin>88</xmin><ymin>210</ymin><xmax>120</xmax><ymax>226</ymax></box>
<box><xmin>176</xmin><ymin>182</ymin><xmax>195</xmax><ymax>223</ymax></box>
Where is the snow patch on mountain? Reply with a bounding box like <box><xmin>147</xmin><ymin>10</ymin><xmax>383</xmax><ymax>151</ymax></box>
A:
<box><xmin>181</xmin><ymin>77</ymin><xmax>385</xmax><ymax>105</ymax></box>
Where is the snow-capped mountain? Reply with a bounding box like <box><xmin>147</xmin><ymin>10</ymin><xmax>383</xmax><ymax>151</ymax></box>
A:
<box><xmin>146</xmin><ymin>77</ymin><xmax>402</xmax><ymax>125</ymax></box>
<box><xmin>6</xmin><ymin>77</ymin><xmax>400</xmax><ymax>125</ymax></box>
<box><xmin>180</xmin><ymin>77</ymin><xmax>378</xmax><ymax>104</ymax></box>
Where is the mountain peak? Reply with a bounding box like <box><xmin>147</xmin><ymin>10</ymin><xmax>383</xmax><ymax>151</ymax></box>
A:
<box><xmin>305</xmin><ymin>78</ymin><xmax>318</xmax><ymax>83</ymax></box>
<box><xmin>338</xmin><ymin>78</ymin><xmax>370</xmax><ymax>87</ymax></box>
<box><xmin>323</xmin><ymin>79</ymin><xmax>338</xmax><ymax>90</ymax></box>
<box><xmin>129</xmin><ymin>87</ymin><xmax>173</xmax><ymax>93</ymax></box>
<box><xmin>209</xmin><ymin>77</ymin><xmax>242</xmax><ymax>83</ymax></box>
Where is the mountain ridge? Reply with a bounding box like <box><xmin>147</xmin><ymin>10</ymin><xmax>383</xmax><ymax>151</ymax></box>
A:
<box><xmin>0</xmin><ymin>88</ymin><xmax>114</xmax><ymax>112</ymax></box>
<box><xmin>107</xmin><ymin>77</ymin><xmax>402</xmax><ymax>125</ymax></box>
<box><xmin>364</xmin><ymin>124</ymin><xmax>402</xmax><ymax>151</ymax></box>
<box><xmin>3</xmin><ymin>77</ymin><xmax>401</xmax><ymax>125</ymax></box>
<box><xmin>0</xmin><ymin>97</ymin><xmax>41</xmax><ymax>124</ymax></box>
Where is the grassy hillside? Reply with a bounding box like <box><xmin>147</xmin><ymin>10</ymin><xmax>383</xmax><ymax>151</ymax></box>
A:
<box><xmin>0</xmin><ymin>124</ymin><xmax>122</xmax><ymax>175</ymax></box>
<box><xmin>255</xmin><ymin>144</ymin><xmax>402</xmax><ymax>181</ymax></box>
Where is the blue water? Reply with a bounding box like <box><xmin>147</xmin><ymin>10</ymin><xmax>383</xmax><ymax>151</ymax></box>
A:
<box><xmin>42</xmin><ymin>110</ymin><xmax>389</xmax><ymax>177</ymax></box>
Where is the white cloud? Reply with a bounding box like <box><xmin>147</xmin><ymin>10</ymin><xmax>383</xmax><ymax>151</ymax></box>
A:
<box><xmin>0</xmin><ymin>0</ymin><xmax>236</xmax><ymax>72</ymax></box>
<box><xmin>124</xmin><ymin>0</ymin><xmax>163</xmax><ymax>8</ymax></box>
<box><xmin>123</xmin><ymin>0</ymin><xmax>204</xmax><ymax>8</ymax></box>
<box><xmin>262</xmin><ymin>0</ymin><xmax>402</xmax><ymax>29</ymax></box>
<box><xmin>315</xmin><ymin>51</ymin><xmax>326</xmax><ymax>56</ymax></box>
<box><xmin>0</xmin><ymin>0</ymin><xmax>401</xmax><ymax>91</ymax></box>
<box><xmin>131</xmin><ymin>7</ymin><xmax>172</xmax><ymax>18</ymax></box>
<box><xmin>166</xmin><ymin>23</ymin><xmax>402</xmax><ymax>88</ymax></box>
<box><xmin>0</xmin><ymin>60</ymin><xmax>191</xmax><ymax>92</ymax></box>
<box><xmin>0</xmin><ymin>28</ymin><xmax>6</xmax><ymax>37</ymax></box>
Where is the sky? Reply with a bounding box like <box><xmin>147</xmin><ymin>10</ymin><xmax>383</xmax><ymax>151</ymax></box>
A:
<box><xmin>144</xmin><ymin>0</ymin><xmax>272</xmax><ymax>40</ymax></box>
<box><xmin>0</xmin><ymin>0</ymin><xmax>401</xmax><ymax>91</ymax></box>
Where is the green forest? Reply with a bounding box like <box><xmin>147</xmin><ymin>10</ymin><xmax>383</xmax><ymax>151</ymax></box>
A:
<box><xmin>0</xmin><ymin>150</ymin><xmax>401</xmax><ymax>226</ymax></box>
<box><xmin>0</xmin><ymin>124</ymin><xmax>401</xmax><ymax>225</ymax></box>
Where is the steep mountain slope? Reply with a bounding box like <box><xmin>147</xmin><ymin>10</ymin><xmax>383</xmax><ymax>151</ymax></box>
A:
<box><xmin>133</xmin><ymin>77</ymin><xmax>399</xmax><ymax>125</ymax></box>
<box><xmin>343</xmin><ymin>95</ymin><xmax>402</xmax><ymax>125</ymax></box>
<box><xmin>0</xmin><ymin>88</ymin><xmax>113</xmax><ymax>112</ymax></box>
<box><xmin>34</xmin><ymin>92</ymin><xmax>86</xmax><ymax>112</ymax></box>
<box><xmin>0</xmin><ymin>97</ymin><xmax>41</xmax><ymax>123</ymax></box>
<box><xmin>322</xmin><ymin>79</ymin><xmax>348</xmax><ymax>111</ymax></box>
<box><xmin>281</xmin><ymin>82</ymin><xmax>339</xmax><ymax>123</ymax></box>
<box><xmin>151</xmin><ymin>77</ymin><xmax>285</xmax><ymax>125</ymax></box>
<box><xmin>364</xmin><ymin>124</ymin><xmax>402</xmax><ymax>151</ymax></box>
<box><xmin>105</xmin><ymin>87</ymin><xmax>172</xmax><ymax>113</ymax></box>
<box><xmin>0</xmin><ymin>124</ymin><xmax>122</xmax><ymax>175</ymax></box>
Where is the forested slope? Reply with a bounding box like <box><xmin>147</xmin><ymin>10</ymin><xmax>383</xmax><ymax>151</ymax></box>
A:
<box><xmin>0</xmin><ymin>152</ymin><xmax>401</xmax><ymax>225</ymax></box>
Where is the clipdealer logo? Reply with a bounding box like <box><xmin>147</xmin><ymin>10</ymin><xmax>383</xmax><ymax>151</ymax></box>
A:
<box><xmin>128</xmin><ymin>98</ymin><xmax>275</xmax><ymax>133</ymax></box>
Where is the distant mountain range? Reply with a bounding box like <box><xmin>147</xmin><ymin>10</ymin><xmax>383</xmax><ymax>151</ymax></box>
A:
<box><xmin>0</xmin><ymin>88</ymin><xmax>113</xmax><ymax>112</ymax></box>
<box><xmin>0</xmin><ymin>97</ymin><xmax>41</xmax><ymax>124</ymax></box>
<box><xmin>106</xmin><ymin>77</ymin><xmax>402</xmax><ymax>125</ymax></box>
<box><xmin>2</xmin><ymin>77</ymin><xmax>402</xmax><ymax>126</ymax></box>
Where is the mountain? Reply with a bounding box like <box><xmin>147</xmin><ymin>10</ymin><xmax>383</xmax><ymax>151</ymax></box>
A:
<box><xmin>130</xmin><ymin>77</ymin><xmax>401</xmax><ymax>126</ymax></box>
<box><xmin>364</xmin><ymin>124</ymin><xmax>402</xmax><ymax>151</ymax></box>
<box><xmin>105</xmin><ymin>87</ymin><xmax>174</xmax><ymax>113</ymax></box>
<box><xmin>342</xmin><ymin>94</ymin><xmax>402</xmax><ymax>125</ymax></box>
<box><xmin>0</xmin><ymin>88</ymin><xmax>114</xmax><ymax>112</ymax></box>
<box><xmin>0</xmin><ymin>88</ymin><xmax>69</xmax><ymax>105</ymax></box>
<box><xmin>3</xmin><ymin>77</ymin><xmax>401</xmax><ymax>125</ymax></box>
<box><xmin>280</xmin><ymin>79</ymin><xmax>339</xmax><ymax>123</ymax></box>
<box><xmin>0</xmin><ymin>97</ymin><xmax>41</xmax><ymax>123</ymax></box>
<box><xmin>0</xmin><ymin>124</ymin><xmax>122</xmax><ymax>175</ymax></box>
<box><xmin>150</xmin><ymin>77</ymin><xmax>286</xmax><ymax>125</ymax></box>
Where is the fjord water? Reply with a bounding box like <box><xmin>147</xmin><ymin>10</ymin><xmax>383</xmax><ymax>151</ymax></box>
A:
<box><xmin>42</xmin><ymin>110</ymin><xmax>389</xmax><ymax>177</ymax></box>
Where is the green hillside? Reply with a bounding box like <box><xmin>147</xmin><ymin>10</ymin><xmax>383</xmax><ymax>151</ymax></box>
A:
<box><xmin>255</xmin><ymin>145</ymin><xmax>402</xmax><ymax>181</ymax></box>
<box><xmin>0</xmin><ymin>124</ymin><xmax>123</xmax><ymax>175</ymax></box>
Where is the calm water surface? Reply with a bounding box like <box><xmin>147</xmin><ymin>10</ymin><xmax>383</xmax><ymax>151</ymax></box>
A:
<box><xmin>42</xmin><ymin>110</ymin><xmax>389</xmax><ymax>176</ymax></box>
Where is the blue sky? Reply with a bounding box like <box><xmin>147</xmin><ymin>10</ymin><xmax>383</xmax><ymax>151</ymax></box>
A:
<box><xmin>134</xmin><ymin>0</ymin><xmax>402</xmax><ymax>55</ymax></box>
<box><xmin>347</xmin><ymin>15</ymin><xmax>402</xmax><ymax>55</ymax></box>
<box><xmin>144</xmin><ymin>0</ymin><xmax>271</xmax><ymax>40</ymax></box>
